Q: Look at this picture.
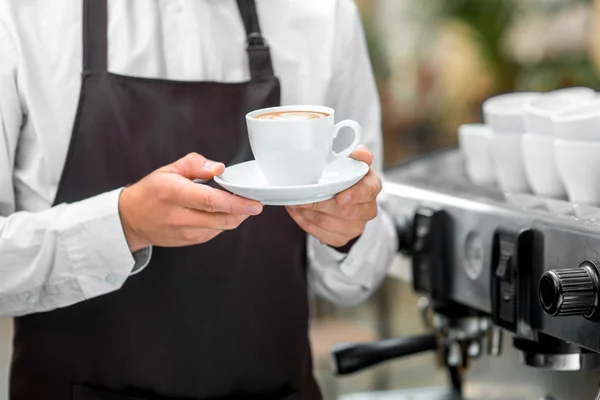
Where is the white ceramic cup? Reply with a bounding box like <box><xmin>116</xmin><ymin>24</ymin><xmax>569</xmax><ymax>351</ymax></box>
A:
<box><xmin>521</xmin><ymin>133</ymin><xmax>565</xmax><ymax>198</ymax></box>
<box><xmin>483</xmin><ymin>92</ymin><xmax>540</xmax><ymax>193</ymax></box>
<box><xmin>483</xmin><ymin>92</ymin><xmax>540</xmax><ymax>133</ymax></box>
<box><xmin>521</xmin><ymin>92</ymin><xmax>594</xmax><ymax>198</ymax></box>
<box><xmin>546</xmin><ymin>86</ymin><xmax>597</xmax><ymax>100</ymax></box>
<box><xmin>458</xmin><ymin>124</ymin><xmax>495</xmax><ymax>187</ymax></box>
<box><xmin>555</xmin><ymin>139</ymin><xmax>600</xmax><ymax>205</ymax></box>
<box><xmin>524</xmin><ymin>91</ymin><xmax>596</xmax><ymax>136</ymax></box>
<box><xmin>246</xmin><ymin>105</ymin><xmax>362</xmax><ymax>186</ymax></box>
<box><xmin>553</xmin><ymin>98</ymin><xmax>600</xmax><ymax>141</ymax></box>
<box><xmin>489</xmin><ymin>133</ymin><xmax>531</xmax><ymax>193</ymax></box>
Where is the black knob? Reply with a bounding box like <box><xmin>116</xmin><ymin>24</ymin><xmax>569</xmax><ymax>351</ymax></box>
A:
<box><xmin>539</xmin><ymin>261</ymin><xmax>600</xmax><ymax>320</ymax></box>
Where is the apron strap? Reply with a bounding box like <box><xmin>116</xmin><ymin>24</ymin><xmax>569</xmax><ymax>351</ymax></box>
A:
<box><xmin>83</xmin><ymin>0</ymin><xmax>108</xmax><ymax>73</ymax></box>
<box><xmin>236</xmin><ymin>0</ymin><xmax>276</xmax><ymax>80</ymax></box>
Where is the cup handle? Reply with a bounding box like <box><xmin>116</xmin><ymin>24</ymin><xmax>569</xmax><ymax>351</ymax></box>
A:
<box><xmin>329</xmin><ymin>120</ymin><xmax>362</xmax><ymax>163</ymax></box>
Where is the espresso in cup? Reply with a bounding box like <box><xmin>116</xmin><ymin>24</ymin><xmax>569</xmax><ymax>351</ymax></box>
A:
<box><xmin>246</xmin><ymin>105</ymin><xmax>362</xmax><ymax>186</ymax></box>
<box><xmin>254</xmin><ymin>110</ymin><xmax>330</xmax><ymax>120</ymax></box>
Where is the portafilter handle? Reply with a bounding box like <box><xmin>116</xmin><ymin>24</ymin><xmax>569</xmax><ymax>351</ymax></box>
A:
<box><xmin>331</xmin><ymin>333</ymin><xmax>438</xmax><ymax>375</ymax></box>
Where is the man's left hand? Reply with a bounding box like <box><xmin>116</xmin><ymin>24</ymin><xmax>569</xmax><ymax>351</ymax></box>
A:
<box><xmin>286</xmin><ymin>145</ymin><xmax>382</xmax><ymax>248</ymax></box>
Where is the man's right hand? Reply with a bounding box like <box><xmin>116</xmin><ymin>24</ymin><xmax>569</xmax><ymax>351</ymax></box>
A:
<box><xmin>118</xmin><ymin>153</ymin><xmax>262</xmax><ymax>253</ymax></box>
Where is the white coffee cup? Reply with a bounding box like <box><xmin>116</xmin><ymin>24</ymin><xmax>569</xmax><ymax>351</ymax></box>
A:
<box><xmin>483</xmin><ymin>92</ymin><xmax>540</xmax><ymax>133</ymax></box>
<box><xmin>489</xmin><ymin>133</ymin><xmax>531</xmax><ymax>193</ymax></box>
<box><xmin>521</xmin><ymin>92</ymin><xmax>593</xmax><ymax>198</ymax></box>
<box><xmin>546</xmin><ymin>86</ymin><xmax>597</xmax><ymax>101</ymax></box>
<box><xmin>483</xmin><ymin>92</ymin><xmax>540</xmax><ymax>193</ymax></box>
<box><xmin>246</xmin><ymin>105</ymin><xmax>362</xmax><ymax>186</ymax></box>
<box><xmin>553</xmin><ymin>98</ymin><xmax>600</xmax><ymax>141</ymax></box>
<box><xmin>521</xmin><ymin>133</ymin><xmax>565</xmax><ymax>198</ymax></box>
<box><xmin>524</xmin><ymin>92</ymin><xmax>596</xmax><ymax>136</ymax></box>
<box><xmin>458</xmin><ymin>124</ymin><xmax>495</xmax><ymax>187</ymax></box>
<box><xmin>555</xmin><ymin>139</ymin><xmax>600</xmax><ymax>205</ymax></box>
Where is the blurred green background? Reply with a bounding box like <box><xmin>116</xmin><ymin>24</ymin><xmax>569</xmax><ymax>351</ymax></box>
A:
<box><xmin>365</xmin><ymin>0</ymin><xmax>600</xmax><ymax>165</ymax></box>
<box><xmin>310</xmin><ymin>0</ymin><xmax>600</xmax><ymax>398</ymax></box>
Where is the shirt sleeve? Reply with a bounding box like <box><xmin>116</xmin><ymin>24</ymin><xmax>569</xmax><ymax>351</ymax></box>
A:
<box><xmin>0</xmin><ymin>22</ymin><xmax>151</xmax><ymax>317</ymax></box>
<box><xmin>307</xmin><ymin>0</ymin><xmax>397</xmax><ymax>307</ymax></box>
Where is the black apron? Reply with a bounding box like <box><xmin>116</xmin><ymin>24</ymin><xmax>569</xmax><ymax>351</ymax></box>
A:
<box><xmin>10</xmin><ymin>1</ymin><xmax>321</xmax><ymax>399</ymax></box>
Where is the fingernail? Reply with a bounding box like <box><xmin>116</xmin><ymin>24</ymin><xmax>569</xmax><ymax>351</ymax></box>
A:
<box><xmin>204</xmin><ymin>160</ymin><xmax>222</xmax><ymax>171</ymax></box>
<box><xmin>246</xmin><ymin>204</ymin><xmax>262</xmax><ymax>215</ymax></box>
<box><xmin>341</xmin><ymin>195</ymin><xmax>352</xmax><ymax>205</ymax></box>
<box><xmin>358</xmin><ymin>144</ymin><xmax>368</xmax><ymax>151</ymax></box>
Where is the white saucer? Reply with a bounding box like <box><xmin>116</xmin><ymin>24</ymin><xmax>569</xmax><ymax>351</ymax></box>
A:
<box><xmin>214</xmin><ymin>158</ymin><xmax>369</xmax><ymax>206</ymax></box>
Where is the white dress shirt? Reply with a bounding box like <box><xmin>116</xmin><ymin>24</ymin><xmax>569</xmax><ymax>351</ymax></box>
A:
<box><xmin>0</xmin><ymin>0</ymin><xmax>397</xmax><ymax>316</ymax></box>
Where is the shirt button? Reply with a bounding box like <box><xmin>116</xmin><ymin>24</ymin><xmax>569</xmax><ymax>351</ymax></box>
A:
<box><xmin>26</xmin><ymin>294</ymin><xmax>37</xmax><ymax>304</ymax></box>
<box><xmin>105</xmin><ymin>274</ymin><xmax>118</xmax><ymax>285</ymax></box>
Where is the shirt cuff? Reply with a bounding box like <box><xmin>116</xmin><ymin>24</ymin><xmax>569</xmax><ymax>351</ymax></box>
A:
<box><xmin>131</xmin><ymin>246</ymin><xmax>153</xmax><ymax>275</ymax></box>
<box><xmin>59</xmin><ymin>188</ymin><xmax>138</xmax><ymax>299</ymax></box>
<box><xmin>329</xmin><ymin>236</ymin><xmax>360</xmax><ymax>254</ymax></box>
<box><xmin>308</xmin><ymin>204</ymin><xmax>394</xmax><ymax>290</ymax></box>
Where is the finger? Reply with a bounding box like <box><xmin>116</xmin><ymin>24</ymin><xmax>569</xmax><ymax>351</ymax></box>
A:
<box><xmin>296</xmin><ymin>199</ymin><xmax>376</xmax><ymax>221</ymax></box>
<box><xmin>292</xmin><ymin>208</ymin><xmax>365</xmax><ymax>237</ymax></box>
<box><xmin>164</xmin><ymin>153</ymin><xmax>226</xmax><ymax>181</ymax></box>
<box><xmin>167</xmin><ymin>208</ymin><xmax>251</xmax><ymax>230</ymax></box>
<box><xmin>286</xmin><ymin>207</ymin><xmax>351</xmax><ymax>248</ymax></box>
<box><xmin>178</xmin><ymin>181</ymin><xmax>263</xmax><ymax>215</ymax></box>
<box><xmin>335</xmin><ymin>169</ymin><xmax>382</xmax><ymax>206</ymax></box>
<box><xmin>350</xmin><ymin>144</ymin><xmax>373</xmax><ymax>166</ymax></box>
<box><xmin>296</xmin><ymin>198</ymin><xmax>337</xmax><ymax>214</ymax></box>
<box><xmin>201</xmin><ymin>212</ymin><xmax>251</xmax><ymax>231</ymax></box>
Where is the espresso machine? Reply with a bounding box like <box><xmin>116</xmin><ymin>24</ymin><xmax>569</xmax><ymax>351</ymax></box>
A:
<box><xmin>331</xmin><ymin>149</ymin><xmax>600</xmax><ymax>400</ymax></box>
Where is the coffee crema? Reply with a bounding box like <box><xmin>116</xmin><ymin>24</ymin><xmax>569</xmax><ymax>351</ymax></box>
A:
<box><xmin>254</xmin><ymin>110</ymin><xmax>330</xmax><ymax>121</ymax></box>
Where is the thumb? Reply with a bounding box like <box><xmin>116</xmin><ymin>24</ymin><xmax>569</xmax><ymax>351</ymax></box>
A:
<box><xmin>350</xmin><ymin>145</ymin><xmax>373</xmax><ymax>166</ymax></box>
<box><xmin>164</xmin><ymin>153</ymin><xmax>225</xmax><ymax>180</ymax></box>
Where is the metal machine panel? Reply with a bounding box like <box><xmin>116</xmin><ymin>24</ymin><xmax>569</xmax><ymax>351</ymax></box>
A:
<box><xmin>383</xmin><ymin>149</ymin><xmax>600</xmax><ymax>352</ymax></box>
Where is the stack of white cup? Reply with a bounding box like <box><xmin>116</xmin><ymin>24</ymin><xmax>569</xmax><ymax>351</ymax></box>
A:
<box><xmin>521</xmin><ymin>87</ymin><xmax>597</xmax><ymax>199</ymax></box>
<box><xmin>459</xmin><ymin>87</ymin><xmax>600</xmax><ymax>204</ymax></box>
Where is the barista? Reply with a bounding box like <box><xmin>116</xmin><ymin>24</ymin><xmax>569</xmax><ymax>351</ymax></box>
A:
<box><xmin>0</xmin><ymin>0</ymin><xmax>397</xmax><ymax>399</ymax></box>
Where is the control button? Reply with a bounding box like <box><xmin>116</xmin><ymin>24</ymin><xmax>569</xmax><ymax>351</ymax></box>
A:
<box><xmin>105</xmin><ymin>274</ymin><xmax>118</xmax><ymax>286</ymax></box>
<box><xmin>491</xmin><ymin>232</ymin><xmax>517</xmax><ymax>328</ymax></box>
<box><xmin>26</xmin><ymin>294</ymin><xmax>37</xmax><ymax>304</ymax></box>
<box><xmin>539</xmin><ymin>261</ymin><xmax>600</xmax><ymax>319</ymax></box>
